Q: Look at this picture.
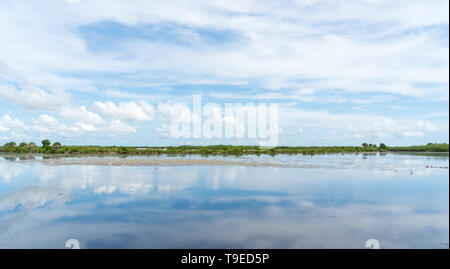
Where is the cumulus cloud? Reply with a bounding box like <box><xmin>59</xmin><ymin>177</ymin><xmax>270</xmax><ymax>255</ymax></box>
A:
<box><xmin>29</xmin><ymin>114</ymin><xmax>100</xmax><ymax>135</ymax></box>
<box><xmin>29</xmin><ymin>112</ymin><xmax>137</xmax><ymax>136</ymax></box>
<box><xmin>348</xmin><ymin>119</ymin><xmax>426</xmax><ymax>139</ymax></box>
<box><xmin>0</xmin><ymin>114</ymin><xmax>26</xmax><ymax>132</ymax></box>
<box><xmin>60</xmin><ymin>105</ymin><xmax>104</xmax><ymax>125</ymax></box>
<box><xmin>76</xmin><ymin>122</ymin><xmax>98</xmax><ymax>132</ymax></box>
<box><xmin>157</xmin><ymin>102</ymin><xmax>192</xmax><ymax>123</ymax></box>
<box><xmin>106</xmin><ymin>119</ymin><xmax>136</xmax><ymax>133</ymax></box>
<box><xmin>94</xmin><ymin>101</ymin><xmax>154</xmax><ymax>121</ymax></box>
<box><xmin>37</xmin><ymin>114</ymin><xmax>59</xmax><ymax>126</ymax></box>
<box><xmin>415</xmin><ymin>120</ymin><xmax>437</xmax><ymax>131</ymax></box>
<box><xmin>281</xmin><ymin>106</ymin><xmax>440</xmax><ymax>140</ymax></box>
<box><xmin>0</xmin><ymin>62</ymin><xmax>71</xmax><ymax>111</ymax></box>
<box><xmin>32</xmin><ymin>114</ymin><xmax>63</xmax><ymax>133</ymax></box>
<box><xmin>0</xmin><ymin>84</ymin><xmax>70</xmax><ymax>111</ymax></box>
<box><xmin>0</xmin><ymin>1</ymin><xmax>448</xmax><ymax>144</ymax></box>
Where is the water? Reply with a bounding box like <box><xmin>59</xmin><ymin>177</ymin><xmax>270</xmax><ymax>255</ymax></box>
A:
<box><xmin>0</xmin><ymin>153</ymin><xmax>448</xmax><ymax>249</ymax></box>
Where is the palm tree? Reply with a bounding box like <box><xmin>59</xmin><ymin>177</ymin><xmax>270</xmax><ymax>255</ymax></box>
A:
<box><xmin>41</xmin><ymin>139</ymin><xmax>51</xmax><ymax>147</ymax></box>
<box><xmin>28</xmin><ymin>142</ymin><xmax>37</xmax><ymax>148</ymax></box>
<box><xmin>3</xmin><ymin>141</ymin><xmax>16</xmax><ymax>148</ymax></box>
<box><xmin>52</xmin><ymin>142</ymin><xmax>62</xmax><ymax>149</ymax></box>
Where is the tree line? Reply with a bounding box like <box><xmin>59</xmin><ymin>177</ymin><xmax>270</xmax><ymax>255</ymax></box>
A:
<box><xmin>1</xmin><ymin>140</ymin><xmax>62</xmax><ymax>153</ymax></box>
<box><xmin>0</xmin><ymin>141</ymin><xmax>447</xmax><ymax>155</ymax></box>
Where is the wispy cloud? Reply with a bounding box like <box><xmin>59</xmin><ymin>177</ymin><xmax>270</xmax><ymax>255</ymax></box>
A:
<box><xmin>0</xmin><ymin>0</ymin><xmax>448</xmax><ymax>145</ymax></box>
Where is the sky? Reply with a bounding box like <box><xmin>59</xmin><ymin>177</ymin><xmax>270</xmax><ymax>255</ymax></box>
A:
<box><xmin>0</xmin><ymin>0</ymin><xmax>448</xmax><ymax>147</ymax></box>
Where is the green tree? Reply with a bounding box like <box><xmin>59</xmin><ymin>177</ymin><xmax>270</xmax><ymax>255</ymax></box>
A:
<box><xmin>3</xmin><ymin>141</ymin><xmax>16</xmax><ymax>148</ymax></box>
<box><xmin>362</xmin><ymin>143</ymin><xmax>368</xmax><ymax>148</ymax></box>
<box><xmin>28</xmin><ymin>142</ymin><xmax>37</xmax><ymax>148</ymax></box>
<box><xmin>52</xmin><ymin>142</ymin><xmax>62</xmax><ymax>149</ymax></box>
<box><xmin>379</xmin><ymin>143</ymin><xmax>387</xmax><ymax>150</ymax></box>
<box><xmin>41</xmin><ymin>139</ymin><xmax>51</xmax><ymax>147</ymax></box>
<box><xmin>19</xmin><ymin>142</ymin><xmax>28</xmax><ymax>147</ymax></box>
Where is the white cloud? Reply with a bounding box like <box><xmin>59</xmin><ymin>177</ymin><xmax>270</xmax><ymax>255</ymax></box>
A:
<box><xmin>281</xmin><ymin>106</ymin><xmax>440</xmax><ymax>140</ymax></box>
<box><xmin>0</xmin><ymin>1</ymin><xmax>448</xmax><ymax>144</ymax></box>
<box><xmin>347</xmin><ymin>119</ymin><xmax>426</xmax><ymax>139</ymax></box>
<box><xmin>0</xmin><ymin>62</ymin><xmax>71</xmax><ymax>111</ymax></box>
<box><xmin>402</xmin><ymin>131</ymin><xmax>424</xmax><ymax>138</ymax></box>
<box><xmin>106</xmin><ymin>119</ymin><xmax>136</xmax><ymax>133</ymax></box>
<box><xmin>94</xmin><ymin>101</ymin><xmax>154</xmax><ymax>121</ymax></box>
<box><xmin>37</xmin><ymin>114</ymin><xmax>59</xmax><ymax>126</ymax></box>
<box><xmin>0</xmin><ymin>0</ymin><xmax>448</xmax><ymax>99</ymax></box>
<box><xmin>60</xmin><ymin>105</ymin><xmax>104</xmax><ymax>125</ymax></box>
<box><xmin>32</xmin><ymin>114</ymin><xmax>61</xmax><ymax>133</ymax></box>
<box><xmin>77</xmin><ymin>122</ymin><xmax>97</xmax><ymax>132</ymax></box>
<box><xmin>156</xmin><ymin>124</ymin><xmax>171</xmax><ymax>138</ymax></box>
<box><xmin>0</xmin><ymin>114</ymin><xmax>26</xmax><ymax>132</ymax></box>
<box><xmin>415</xmin><ymin>120</ymin><xmax>437</xmax><ymax>131</ymax></box>
<box><xmin>157</xmin><ymin>102</ymin><xmax>192</xmax><ymax>123</ymax></box>
<box><xmin>32</xmin><ymin>113</ymin><xmax>100</xmax><ymax>135</ymax></box>
<box><xmin>0</xmin><ymin>84</ymin><xmax>70</xmax><ymax>111</ymax></box>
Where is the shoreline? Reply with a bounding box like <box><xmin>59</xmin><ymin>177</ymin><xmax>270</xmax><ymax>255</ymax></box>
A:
<box><xmin>1</xmin><ymin>144</ymin><xmax>448</xmax><ymax>156</ymax></box>
<box><xmin>0</xmin><ymin>150</ymin><xmax>448</xmax><ymax>158</ymax></box>
<box><xmin>1</xmin><ymin>151</ymin><xmax>448</xmax><ymax>168</ymax></box>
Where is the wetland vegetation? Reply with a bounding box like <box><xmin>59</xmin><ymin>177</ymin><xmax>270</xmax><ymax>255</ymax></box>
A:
<box><xmin>0</xmin><ymin>140</ymin><xmax>448</xmax><ymax>156</ymax></box>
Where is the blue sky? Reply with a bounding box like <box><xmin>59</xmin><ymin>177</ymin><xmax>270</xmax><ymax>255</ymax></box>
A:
<box><xmin>0</xmin><ymin>0</ymin><xmax>448</xmax><ymax>146</ymax></box>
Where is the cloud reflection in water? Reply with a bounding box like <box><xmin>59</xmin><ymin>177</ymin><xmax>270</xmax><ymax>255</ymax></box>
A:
<box><xmin>0</xmin><ymin>153</ymin><xmax>448</xmax><ymax>249</ymax></box>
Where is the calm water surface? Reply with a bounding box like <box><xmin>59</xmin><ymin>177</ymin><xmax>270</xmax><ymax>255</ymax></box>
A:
<box><xmin>0</xmin><ymin>153</ymin><xmax>448</xmax><ymax>249</ymax></box>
